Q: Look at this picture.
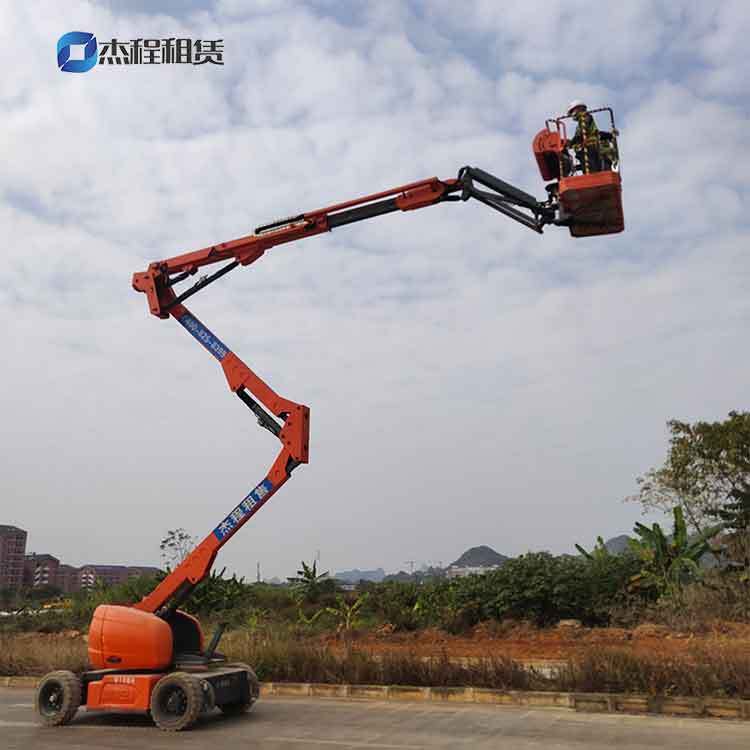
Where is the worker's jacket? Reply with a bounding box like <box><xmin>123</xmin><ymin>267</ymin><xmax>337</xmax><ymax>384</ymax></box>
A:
<box><xmin>569</xmin><ymin>113</ymin><xmax>599</xmax><ymax>149</ymax></box>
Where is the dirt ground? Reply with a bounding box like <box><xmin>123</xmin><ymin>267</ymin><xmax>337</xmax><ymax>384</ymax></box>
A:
<box><xmin>334</xmin><ymin>621</ymin><xmax>750</xmax><ymax>661</ymax></box>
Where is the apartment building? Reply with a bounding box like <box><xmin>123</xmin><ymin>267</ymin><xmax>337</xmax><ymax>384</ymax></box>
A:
<box><xmin>6</xmin><ymin>526</ymin><xmax>160</xmax><ymax>593</ymax></box>
<box><xmin>0</xmin><ymin>525</ymin><xmax>28</xmax><ymax>589</ymax></box>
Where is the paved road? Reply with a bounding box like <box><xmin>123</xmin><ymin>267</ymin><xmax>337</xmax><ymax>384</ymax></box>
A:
<box><xmin>2</xmin><ymin>687</ymin><xmax>749</xmax><ymax>749</ymax></box>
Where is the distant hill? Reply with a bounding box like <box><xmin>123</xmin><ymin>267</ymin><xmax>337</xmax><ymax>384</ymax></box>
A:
<box><xmin>334</xmin><ymin>568</ymin><xmax>385</xmax><ymax>583</ymax></box>
<box><xmin>451</xmin><ymin>545</ymin><xmax>508</xmax><ymax>568</ymax></box>
<box><xmin>603</xmin><ymin>535</ymin><xmax>631</xmax><ymax>554</ymax></box>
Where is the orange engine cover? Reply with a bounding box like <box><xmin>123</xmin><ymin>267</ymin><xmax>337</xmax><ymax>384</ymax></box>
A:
<box><xmin>533</xmin><ymin>129</ymin><xmax>564</xmax><ymax>181</ymax></box>
<box><xmin>88</xmin><ymin>605</ymin><xmax>173</xmax><ymax>670</ymax></box>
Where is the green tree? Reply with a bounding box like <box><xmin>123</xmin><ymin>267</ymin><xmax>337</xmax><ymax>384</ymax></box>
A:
<box><xmin>630</xmin><ymin>411</ymin><xmax>750</xmax><ymax>535</ymax></box>
<box><xmin>627</xmin><ymin>507</ymin><xmax>722</xmax><ymax>598</ymax></box>
<box><xmin>287</xmin><ymin>561</ymin><xmax>333</xmax><ymax>604</ymax></box>
<box><xmin>708</xmin><ymin>486</ymin><xmax>750</xmax><ymax>576</ymax></box>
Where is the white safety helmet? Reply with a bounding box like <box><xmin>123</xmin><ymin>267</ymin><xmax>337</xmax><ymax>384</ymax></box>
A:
<box><xmin>567</xmin><ymin>99</ymin><xmax>587</xmax><ymax>115</ymax></box>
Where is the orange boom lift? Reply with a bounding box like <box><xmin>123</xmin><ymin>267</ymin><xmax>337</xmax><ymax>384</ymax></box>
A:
<box><xmin>36</xmin><ymin>118</ymin><xmax>623</xmax><ymax>731</ymax></box>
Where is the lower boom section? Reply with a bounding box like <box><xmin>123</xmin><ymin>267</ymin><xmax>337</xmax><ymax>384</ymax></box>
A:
<box><xmin>213</xmin><ymin>477</ymin><xmax>275</xmax><ymax>541</ymax></box>
<box><xmin>132</xmin><ymin>303</ymin><xmax>309</xmax><ymax>616</ymax></box>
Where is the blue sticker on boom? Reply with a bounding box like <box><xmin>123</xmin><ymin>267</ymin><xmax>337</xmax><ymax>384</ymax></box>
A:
<box><xmin>213</xmin><ymin>478</ymin><xmax>274</xmax><ymax>541</ymax></box>
<box><xmin>178</xmin><ymin>313</ymin><xmax>230</xmax><ymax>361</ymax></box>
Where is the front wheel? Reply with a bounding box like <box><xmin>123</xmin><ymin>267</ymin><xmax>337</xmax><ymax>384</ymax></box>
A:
<box><xmin>36</xmin><ymin>670</ymin><xmax>82</xmax><ymax>727</ymax></box>
<box><xmin>150</xmin><ymin>672</ymin><xmax>203</xmax><ymax>731</ymax></box>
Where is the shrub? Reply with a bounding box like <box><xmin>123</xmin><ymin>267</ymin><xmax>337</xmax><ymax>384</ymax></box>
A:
<box><xmin>364</xmin><ymin>582</ymin><xmax>421</xmax><ymax>631</ymax></box>
<box><xmin>401</xmin><ymin>552</ymin><xmax>640</xmax><ymax>630</ymax></box>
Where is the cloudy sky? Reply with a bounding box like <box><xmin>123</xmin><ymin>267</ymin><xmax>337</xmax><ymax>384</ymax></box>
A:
<box><xmin>2</xmin><ymin>1</ymin><xmax>748</xmax><ymax>580</ymax></box>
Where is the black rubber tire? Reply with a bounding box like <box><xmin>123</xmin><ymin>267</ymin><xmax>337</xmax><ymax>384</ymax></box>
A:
<box><xmin>150</xmin><ymin>672</ymin><xmax>203</xmax><ymax>731</ymax></box>
<box><xmin>217</xmin><ymin>662</ymin><xmax>259</xmax><ymax>715</ymax></box>
<box><xmin>36</xmin><ymin>670</ymin><xmax>82</xmax><ymax>727</ymax></box>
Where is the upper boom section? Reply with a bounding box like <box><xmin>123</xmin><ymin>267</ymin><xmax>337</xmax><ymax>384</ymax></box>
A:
<box><xmin>133</xmin><ymin>176</ymin><xmax>461</xmax><ymax>318</ymax></box>
<box><xmin>132</xmin><ymin>167</ymin><xmax>561</xmax><ymax>318</ymax></box>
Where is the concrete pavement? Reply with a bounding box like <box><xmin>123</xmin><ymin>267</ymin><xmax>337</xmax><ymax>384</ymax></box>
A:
<box><xmin>2</xmin><ymin>687</ymin><xmax>749</xmax><ymax>749</ymax></box>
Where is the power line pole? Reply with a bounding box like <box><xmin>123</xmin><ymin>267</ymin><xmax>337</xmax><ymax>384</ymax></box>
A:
<box><xmin>404</xmin><ymin>560</ymin><xmax>416</xmax><ymax>574</ymax></box>
<box><xmin>256</xmin><ymin>562</ymin><xmax>261</xmax><ymax>583</ymax></box>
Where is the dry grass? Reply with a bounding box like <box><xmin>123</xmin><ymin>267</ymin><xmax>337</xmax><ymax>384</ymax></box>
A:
<box><xmin>4</xmin><ymin>629</ymin><xmax>750</xmax><ymax>699</ymax></box>
<box><xmin>556</xmin><ymin>645</ymin><xmax>750</xmax><ymax>697</ymax></box>
<box><xmin>610</xmin><ymin>577</ymin><xmax>750</xmax><ymax>633</ymax></box>
<box><xmin>0</xmin><ymin>633</ymin><xmax>87</xmax><ymax>676</ymax></box>
<box><xmin>223</xmin><ymin>630</ymin><xmax>537</xmax><ymax>688</ymax></box>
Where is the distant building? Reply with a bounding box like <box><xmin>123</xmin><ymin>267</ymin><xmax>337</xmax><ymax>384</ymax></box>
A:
<box><xmin>23</xmin><ymin>555</ymin><xmax>128</xmax><ymax>593</ymax></box>
<box><xmin>56</xmin><ymin>564</ymin><xmax>80</xmax><ymax>593</ymax></box>
<box><xmin>5</xmin><ymin>524</ymin><xmax>160</xmax><ymax>592</ymax></box>
<box><xmin>77</xmin><ymin>565</ymin><xmax>162</xmax><ymax>590</ymax></box>
<box><xmin>0</xmin><ymin>525</ymin><xmax>28</xmax><ymax>589</ymax></box>
<box><xmin>446</xmin><ymin>564</ymin><xmax>501</xmax><ymax>579</ymax></box>
<box><xmin>24</xmin><ymin>553</ymin><xmax>60</xmax><ymax>589</ymax></box>
<box><xmin>334</xmin><ymin>568</ymin><xmax>386</xmax><ymax>584</ymax></box>
<box><xmin>333</xmin><ymin>580</ymin><xmax>358</xmax><ymax>592</ymax></box>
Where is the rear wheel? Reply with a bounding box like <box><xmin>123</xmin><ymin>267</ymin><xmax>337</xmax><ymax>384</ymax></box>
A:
<box><xmin>150</xmin><ymin>672</ymin><xmax>203</xmax><ymax>731</ymax></box>
<box><xmin>217</xmin><ymin>662</ymin><xmax>259</xmax><ymax>715</ymax></box>
<box><xmin>36</xmin><ymin>670</ymin><xmax>82</xmax><ymax>727</ymax></box>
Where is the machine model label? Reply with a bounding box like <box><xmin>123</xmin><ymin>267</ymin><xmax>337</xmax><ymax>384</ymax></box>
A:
<box><xmin>213</xmin><ymin>478</ymin><xmax>274</xmax><ymax>541</ymax></box>
<box><xmin>109</xmin><ymin>675</ymin><xmax>136</xmax><ymax>685</ymax></box>
<box><xmin>178</xmin><ymin>312</ymin><xmax>230</xmax><ymax>361</ymax></box>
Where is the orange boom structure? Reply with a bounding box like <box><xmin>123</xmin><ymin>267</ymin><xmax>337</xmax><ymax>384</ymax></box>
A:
<box><xmin>36</xmin><ymin>123</ymin><xmax>624</xmax><ymax>732</ymax></box>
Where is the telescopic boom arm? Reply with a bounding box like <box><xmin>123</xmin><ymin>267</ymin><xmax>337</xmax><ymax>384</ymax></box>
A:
<box><xmin>131</xmin><ymin>166</ymin><xmax>557</xmax><ymax>616</ymax></box>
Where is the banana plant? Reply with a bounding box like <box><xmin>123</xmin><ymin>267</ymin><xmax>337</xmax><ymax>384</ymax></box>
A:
<box><xmin>627</xmin><ymin>507</ymin><xmax>722</xmax><ymax>597</ymax></box>
<box><xmin>324</xmin><ymin>593</ymin><xmax>369</xmax><ymax>633</ymax></box>
<box><xmin>286</xmin><ymin>560</ymin><xmax>331</xmax><ymax>604</ymax></box>
<box><xmin>245</xmin><ymin>606</ymin><xmax>270</xmax><ymax>630</ymax></box>
<box><xmin>296</xmin><ymin>605</ymin><xmax>325</xmax><ymax>627</ymax></box>
<box><xmin>575</xmin><ymin>536</ymin><xmax>613</xmax><ymax>561</ymax></box>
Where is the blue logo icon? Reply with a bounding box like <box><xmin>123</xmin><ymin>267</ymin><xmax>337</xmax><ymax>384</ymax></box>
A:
<box><xmin>57</xmin><ymin>32</ymin><xmax>98</xmax><ymax>73</ymax></box>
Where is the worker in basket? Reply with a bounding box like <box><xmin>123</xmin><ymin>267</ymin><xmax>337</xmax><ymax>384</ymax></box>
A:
<box><xmin>566</xmin><ymin>100</ymin><xmax>617</xmax><ymax>175</ymax></box>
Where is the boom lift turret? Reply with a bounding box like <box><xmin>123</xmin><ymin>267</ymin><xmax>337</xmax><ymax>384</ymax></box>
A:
<box><xmin>36</xmin><ymin>122</ymin><xmax>624</xmax><ymax>731</ymax></box>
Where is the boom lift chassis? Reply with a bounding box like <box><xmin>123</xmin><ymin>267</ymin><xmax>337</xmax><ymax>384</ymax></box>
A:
<box><xmin>36</xmin><ymin>166</ymin><xmax>563</xmax><ymax>731</ymax></box>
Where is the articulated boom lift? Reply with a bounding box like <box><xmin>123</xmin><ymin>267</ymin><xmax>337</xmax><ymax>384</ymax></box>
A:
<box><xmin>36</xmin><ymin>134</ymin><xmax>624</xmax><ymax>731</ymax></box>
